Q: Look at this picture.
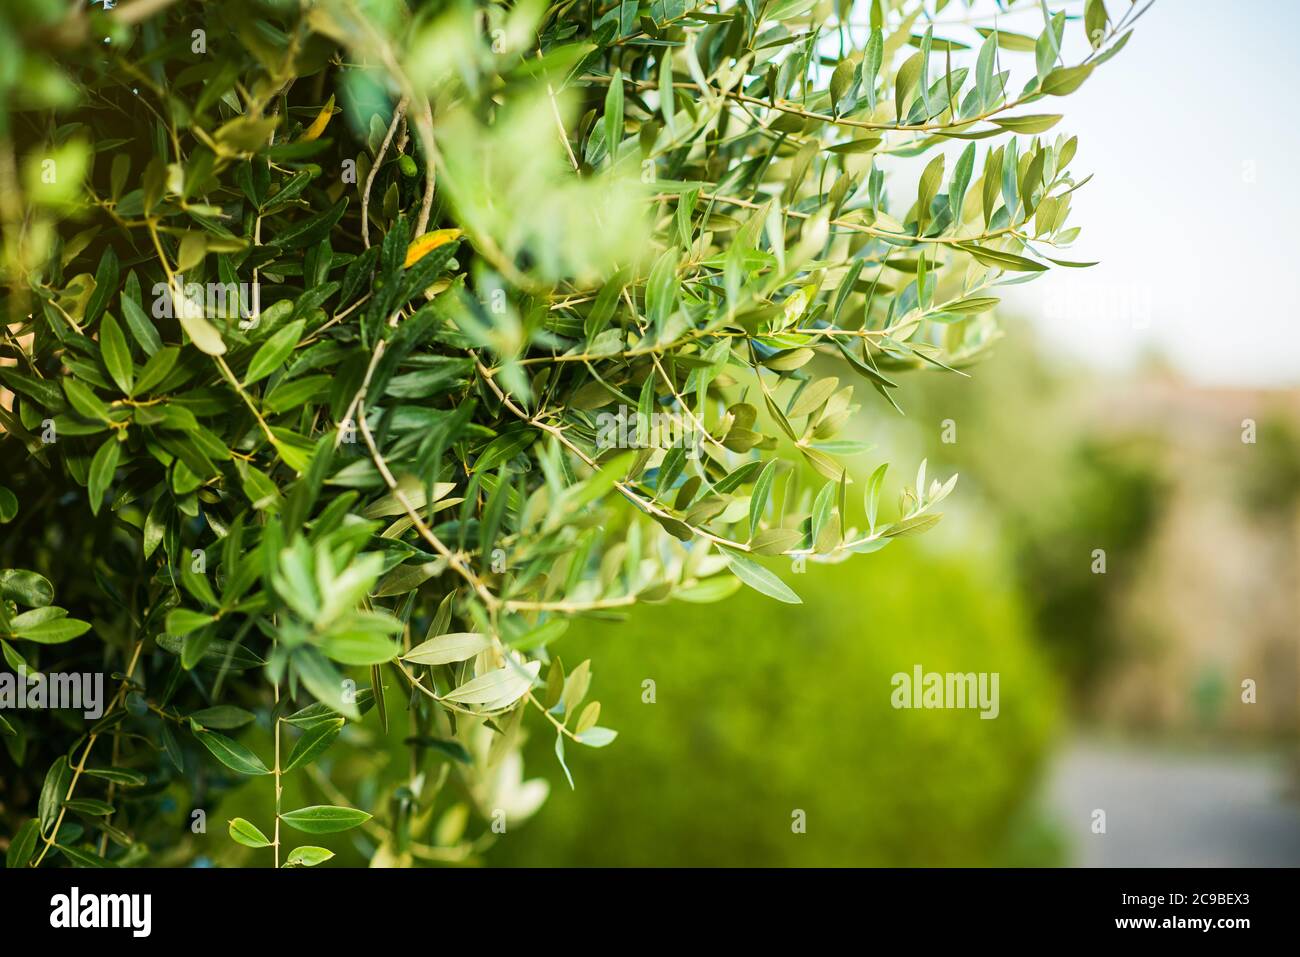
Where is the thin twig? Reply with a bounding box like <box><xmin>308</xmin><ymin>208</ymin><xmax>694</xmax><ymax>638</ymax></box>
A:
<box><xmin>361</xmin><ymin>96</ymin><xmax>409</xmax><ymax>250</ymax></box>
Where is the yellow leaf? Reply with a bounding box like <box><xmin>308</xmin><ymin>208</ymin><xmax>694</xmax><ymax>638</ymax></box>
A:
<box><xmin>404</xmin><ymin>229</ymin><xmax>462</xmax><ymax>268</ymax></box>
<box><xmin>299</xmin><ymin>95</ymin><xmax>335</xmax><ymax>143</ymax></box>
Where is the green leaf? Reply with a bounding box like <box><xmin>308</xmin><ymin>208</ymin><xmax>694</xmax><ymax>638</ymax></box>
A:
<box><xmin>228</xmin><ymin>817</ymin><xmax>272</xmax><ymax>848</ymax></box>
<box><xmin>948</xmin><ymin>143</ymin><xmax>975</xmax><ymax>224</ymax></box>
<box><xmin>0</xmin><ymin>485</ymin><xmax>17</xmax><ymax>523</ymax></box>
<box><xmin>176</xmin><ymin>301</ymin><xmax>227</xmax><ymax>356</ymax></box>
<box><xmin>645</xmin><ymin>248</ymin><xmax>679</xmax><ymax>334</ymax></box>
<box><xmin>64</xmin><ymin>798</ymin><xmax>114</xmax><ymax>816</ymax></box>
<box><xmin>182</xmin><ymin>631</ymin><xmax>216</xmax><ymax>671</ymax></box>
<box><xmin>1041</xmin><ymin>64</ymin><xmax>1094</xmax><ymax>96</ymax></box>
<box><xmin>981</xmin><ymin>146</ymin><xmax>1004</xmax><ymax>227</ymax></box>
<box><xmin>1085</xmin><ymin>0</ymin><xmax>1110</xmax><ymax>48</ymax></box>
<box><xmin>9</xmin><ymin>606</ymin><xmax>66</xmax><ymax>630</ymax></box>
<box><xmin>719</xmin><ymin>547</ymin><xmax>802</xmax><ymax>604</ymax></box>
<box><xmin>39</xmin><ymin>756</ymin><xmax>71</xmax><ymax>832</ymax></box>
<box><xmin>86</xmin><ymin>246</ymin><xmax>119</xmax><ymax>326</ymax></box>
<box><xmin>749</xmin><ymin>527</ymin><xmax>803</xmax><ymax>555</ymax></box>
<box><xmin>958</xmin><ymin>243</ymin><xmax>1047</xmax><ymax>272</ymax></box>
<box><xmin>554</xmin><ymin>731</ymin><xmax>574</xmax><ymax>790</ymax></box>
<box><xmin>99</xmin><ymin>313</ymin><xmax>134</xmax><ymax>395</ymax></box>
<box><xmin>0</xmin><ymin>569</ymin><xmax>54</xmax><ymax>607</ymax></box>
<box><xmin>245</xmin><ymin>318</ymin><xmax>304</xmax><ymax>385</ymax></box>
<box><xmin>88</xmin><ymin>436</ymin><xmax>121</xmax><ymax>516</ymax></box>
<box><xmin>0</xmin><ymin>369</ymin><xmax>62</xmax><ymax>409</ymax></box>
<box><xmin>1020</xmin><ymin>149</ymin><xmax>1046</xmax><ymax>213</ymax></box>
<box><xmin>576</xmin><ymin>726</ymin><xmax>618</xmax><ymax>748</ymax></box>
<box><xmin>56</xmin><ymin>844</ymin><xmax>116</xmax><ymax>867</ymax></box>
<box><xmin>829</xmin><ymin>58</ymin><xmax>855</xmax><ymax>114</ymax></box>
<box><xmin>283</xmin><ymin>717</ymin><xmax>344</xmax><ymax>772</ymax></box>
<box><xmin>6</xmin><ymin>819</ymin><xmax>39</xmax><ymax>869</ymax></box>
<box><xmin>748</xmin><ymin>459</ymin><xmax>779</xmax><ymax>538</ymax></box>
<box><xmin>15</xmin><ymin>617</ymin><xmax>91</xmax><ymax>644</ymax></box>
<box><xmin>1035</xmin><ymin>13</ymin><xmax>1065</xmax><ymax>85</ymax></box>
<box><xmin>884</xmin><ymin>512</ymin><xmax>944</xmax><ymax>538</ymax></box>
<box><xmin>120</xmin><ymin>293</ymin><xmax>162</xmax><ymax>356</ymax></box>
<box><xmin>810</xmin><ymin>480</ymin><xmax>837</xmax><ymax>550</ymax></box>
<box><xmin>584</xmin><ymin>266</ymin><xmax>627</xmax><ymax>340</ymax></box>
<box><xmin>165</xmin><ymin>608</ymin><xmax>214</xmax><ymax>636</ymax></box>
<box><xmin>319</xmin><ymin>624</ymin><xmax>400</xmax><ymax>666</ymax></box>
<box><xmin>0</xmin><ymin>639</ymin><xmax>37</xmax><ymax>679</ymax></box>
<box><xmin>561</xmin><ymin>659</ymin><xmax>591</xmax><ymax>716</ymax></box>
<box><xmin>864</xmin><ymin>462</ymin><xmax>888</xmax><ymax>533</ymax></box>
<box><xmin>286</xmin><ymin>845</ymin><xmax>335</xmax><ymax>867</ymax></box>
<box><xmin>263</xmin><ymin>375</ymin><xmax>330</xmax><ymax>415</ymax></box>
<box><xmin>193</xmin><ymin>729</ymin><xmax>271</xmax><ymax>775</ymax></box>
<box><xmin>575</xmin><ymin>700</ymin><xmax>601</xmax><ymax>734</ymax></box>
<box><xmin>402</xmin><ymin>631</ymin><xmax>492</xmax><ymax>665</ymax></box>
<box><xmin>945</xmin><ymin>296</ymin><xmax>1000</xmax><ymax>314</ymax></box>
<box><xmin>269</xmin><ymin>196</ymin><xmax>348</xmax><ymax>251</ymax></box>
<box><xmin>279</xmin><ymin>805</ymin><xmax>371</xmax><ymax>834</ymax></box>
<box><xmin>894</xmin><ymin>51</ymin><xmax>924</xmax><ymax>123</ymax></box>
<box><xmin>263</xmin><ymin>169</ymin><xmax>314</xmax><ymax>213</ymax></box>
<box><xmin>658</xmin><ymin>52</ymin><xmax>675</xmax><ymax>134</ymax></box>
<box><xmin>975</xmin><ymin>30</ymin><xmax>997</xmax><ymax>109</ymax></box>
<box><xmin>863</xmin><ymin>28</ymin><xmax>883</xmax><ymax>109</ymax></box>
<box><xmin>161</xmin><ymin>721</ymin><xmax>183</xmax><ymax>773</ymax></box>
<box><xmin>916</xmin><ymin>154</ymin><xmax>944</xmax><ymax>232</ymax></box>
<box><xmin>133</xmin><ymin>346</ymin><xmax>180</xmax><ymax>395</ymax></box>
<box><xmin>992</xmin><ymin>114</ymin><xmax>1063</xmax><ymax>134</ymax></box>
<box><xmin>788</xmin><ymin>377</ymin><xmax>839</xmax><ymax>419</ymax></box>
<box><xmin>443</xmin><ymin>660</ymin><xmax>540</xmax><ymax>708</ymax></box>
<box><xmin>975</xmin><ymin>26</ymin><xmax>1037</xmax><ymax>52</ymax></box>
<box><xmin>474</xmin><ymin>429</ymin><xmax>535</xmax><ymax>472</ymax></box>
<box><xmin>826</xmin><ymin>137</ymin><xmax>883</xmax><ymax>155</ymax></box>
<box><xmin>187</xmin><ymin>705</ymin><xmax>255</xmax><ymax>730</ymax></box>
<box><xmin>605</xmin><ymin>69</ymin><xmax>624</xmax><ymax>164</ymax></box>
<box><xmin>63</xmin><ymin>378</ymin><xmax>112</xmax><ymax>423</ymax></box>
<box><xmin>568</xmin><ymin>450</ymin><xmax>634</xmax><ymax>512</ymax></box>
<box><xmin>83</xmin><ymin>767</ymin><xmax>148</xmax><ymax>787</ymax></box>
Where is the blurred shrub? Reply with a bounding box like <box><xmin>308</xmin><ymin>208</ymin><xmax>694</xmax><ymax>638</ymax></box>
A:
<box><xmin>492</xmin><ymin>541</ymin><xmax>1059</xmax><ymax>866</ymax></box>
<box><xmin>1238</xmin><ymin>413</ymin><xmax>1300</xmax><ymax>516</ymax></box>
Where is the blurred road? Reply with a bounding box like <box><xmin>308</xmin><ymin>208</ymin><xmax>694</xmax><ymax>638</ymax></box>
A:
<box><xmin>1046</xmin><ymin>739</ymin><xmax>1300</xmax><ymax>867</ymax></box>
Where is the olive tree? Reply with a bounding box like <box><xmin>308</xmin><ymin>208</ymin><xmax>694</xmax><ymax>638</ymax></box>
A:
<box><xmin>0</xmin><ymin>0</ymin><xmax>1135</xmax><ymax>867</ymax></box>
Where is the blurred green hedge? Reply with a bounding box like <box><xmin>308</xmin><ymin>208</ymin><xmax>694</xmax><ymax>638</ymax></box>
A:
<box><xmin>492</xmin><ymin>539</ymin><xmax>1060</xmax><ymax>866</ymax></box>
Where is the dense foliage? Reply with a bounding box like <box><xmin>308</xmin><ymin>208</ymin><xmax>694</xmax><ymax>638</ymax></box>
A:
<box><xmin>0</xmin><ymin>0</ymin><xmax>1133</xmax><ymax>867</ymax></box>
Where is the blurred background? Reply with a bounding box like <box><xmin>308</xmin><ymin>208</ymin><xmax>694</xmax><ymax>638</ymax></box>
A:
<box><xmin>486</xmin><ymin>0</ymin><xmax>1300</xmax><ymax>867</ymax></box>
<box><xmin>487</xmin><ymin>318</ymin><xmax>1300</xmax><ymax>867</ymax></box>
<box><xmin>193</xmin><ymin>1</ymin><xmax>1300</xmax><ymax>867</ymax></box>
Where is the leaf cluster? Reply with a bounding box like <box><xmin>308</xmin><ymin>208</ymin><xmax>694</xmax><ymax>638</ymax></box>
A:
<box><xmin>0</xmin><ymin>0</ymin><xmax>1134</xmax><ymax>866</ymax></box>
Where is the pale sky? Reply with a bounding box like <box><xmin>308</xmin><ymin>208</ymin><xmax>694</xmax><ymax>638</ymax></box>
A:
<box><xmin>999</xmin><ymin>0</ymin><xmax>1300</xmax><ymax>387</ymax></box>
